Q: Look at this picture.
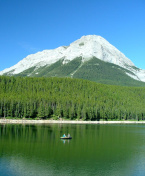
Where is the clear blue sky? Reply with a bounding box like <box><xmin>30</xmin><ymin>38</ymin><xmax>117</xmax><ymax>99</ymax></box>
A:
<box><xmin>0</xmin><ymin>0</ymin><xmax>145</xmax><ymax>71</ymax></box>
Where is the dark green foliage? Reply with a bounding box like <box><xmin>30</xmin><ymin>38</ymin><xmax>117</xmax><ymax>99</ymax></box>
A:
<box><xmin>79</xmin><ymin>42</ymin><xmax>84</xmax><ymax>46</ymax></box>
<box><xmin>14</xmin><ymin>57</ymin><xmax>145</xmax><ymax>87</ymax></box>
<box><xmin>73</xmin><ymin>57</ymin><xmax>145</xmax><ymax>87</ymax></box>
<box><xmin>32</xmin><ymin>59</ymin><xmax>64</xmax><ymax>77</ymax></box>
<box><xmin>15</xmin><ymin>59</ymin><xmax>63</xmax><ymax>77</ymax></box>
<box><xmin>0</xmin><ymin>76</ymin><xmax>145</xmax><ymax>121</ymax></box>
<box><xmin>44</xmin><ymin>57</ymin><xmax>82</xmax><ymax>77</ymax></box>
<box><xmin>15</xmin><ymin>67</ymin><xmax>36</xmax><ymax>77</ymax></box>
<box><xmin>16</xmin><ymin>57</ymin><xmax>82</xmax><ymax>78</ymax></box>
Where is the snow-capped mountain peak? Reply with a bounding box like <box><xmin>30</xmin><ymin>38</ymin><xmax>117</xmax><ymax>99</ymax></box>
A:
<box><xmin>0</xmin><ymin>35</ymin><xmax>145</xmax><ymax>83</ymax></box>
<box><xmin>65</xmin><ymin>35</ymin><xmax>135</xmax><ymax>67</ymax></box>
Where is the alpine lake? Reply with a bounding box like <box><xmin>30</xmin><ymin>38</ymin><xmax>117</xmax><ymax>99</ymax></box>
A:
<box><xmin>0</xmin><ymin>123</ymin><xmax>145</xmax><ymax>176</ymax></box>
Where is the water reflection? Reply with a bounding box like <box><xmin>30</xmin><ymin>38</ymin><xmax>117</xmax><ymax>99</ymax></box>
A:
<box><xmin>0</xmin><ymin>124</ymin><xmax>145</xmax><ymax>176</ymax></box>
<box><xmin>61</xmin><ymin>139</ymin><xmax>71</xmax><ymax>144</ymax></box>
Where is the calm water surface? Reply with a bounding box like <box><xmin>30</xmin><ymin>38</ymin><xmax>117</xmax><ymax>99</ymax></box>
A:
<box><xmin>0</xmin><ymin>123</ymin><xmax>145</xmax><ymax>176</ymax></box>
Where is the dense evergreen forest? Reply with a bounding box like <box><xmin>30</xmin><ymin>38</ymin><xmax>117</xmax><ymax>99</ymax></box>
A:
<box><xmin>0</xmin><ymin>76</ymin><xmax>145</xmax><ymax>121</ymax></box>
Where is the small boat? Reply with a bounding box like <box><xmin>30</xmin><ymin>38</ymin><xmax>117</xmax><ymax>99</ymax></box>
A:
<box><xmin>60</xmin><ymin>136</ymin><xmax>72</xmax><ymax>139</ymax></box>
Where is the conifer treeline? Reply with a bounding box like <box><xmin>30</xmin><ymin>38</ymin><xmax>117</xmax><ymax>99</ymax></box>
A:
<box><xmin>0</xmin><ymin>76</ymin><xmax>145</xmax><ymax>120</ymax></box>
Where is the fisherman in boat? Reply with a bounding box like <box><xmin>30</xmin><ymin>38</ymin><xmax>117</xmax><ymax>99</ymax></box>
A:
<box><xmin>63</xmin><ymin>134</ymin><xmax>66</xmax><ymax>137</ymax></box>
<box><xmin>68</xmin><ymin>133</ymin><xmax>70</xmax><ymax>137</ymax></box>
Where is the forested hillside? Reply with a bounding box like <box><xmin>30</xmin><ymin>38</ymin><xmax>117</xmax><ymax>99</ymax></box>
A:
<box><xmin>13</xmin><ymin>57</ymin><xmax>145</xmax><ymax>87</ymax></box>
<box><xmin>0</xmin><ymin>76</ymin><xmax>145</xmax><ymax>121</ymax></box>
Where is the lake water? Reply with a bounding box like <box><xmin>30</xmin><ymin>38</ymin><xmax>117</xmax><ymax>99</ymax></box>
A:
<box><xmin>0</xmin><ymin>123</ymin><xmax>145</xmax><ymax>176</ymax></box>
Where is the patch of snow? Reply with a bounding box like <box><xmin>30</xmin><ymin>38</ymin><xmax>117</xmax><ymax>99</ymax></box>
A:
<box><xmin>125</xmin><ymin>72</ymin><xmax>139</xmax><ymax>81</ymax></box>
<box><xmin>134</xmin><ymin>69</ymin><xmax>145</xmax><ymax>82</ymax></box>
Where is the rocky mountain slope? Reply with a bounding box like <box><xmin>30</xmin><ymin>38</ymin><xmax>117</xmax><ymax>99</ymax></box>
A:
<box><xmin>1</xmin><ymin>35</ymin><xmax>145</xmax><ymax>86</ymax></box>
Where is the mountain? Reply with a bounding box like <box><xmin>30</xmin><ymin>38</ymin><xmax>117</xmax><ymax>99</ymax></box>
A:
<box><xmin>1</xmin><ymin>35</ymin><xmax>145</xmax><ymax>86</ymax></box>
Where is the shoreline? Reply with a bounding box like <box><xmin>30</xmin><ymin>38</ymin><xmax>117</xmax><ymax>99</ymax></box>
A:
<box><xmin>0</xmin><ymin>119</ymin><xmax>145</xmax><ymax>124</ymax></box>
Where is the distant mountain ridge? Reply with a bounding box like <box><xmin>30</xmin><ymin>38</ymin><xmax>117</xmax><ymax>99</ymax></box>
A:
<box><xmin>1</xmin><ymin>35</ymin><xmax>145</xmax><ymax>86</ymax></box>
